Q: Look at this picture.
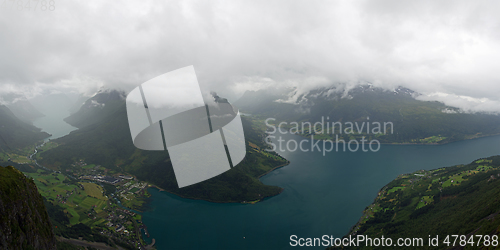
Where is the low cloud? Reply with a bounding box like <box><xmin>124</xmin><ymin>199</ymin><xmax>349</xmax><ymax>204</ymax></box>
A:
<box><xmin>0</xmin><ymin>0</ymin><xmax>499</xmax><ymax>111</ymax></box>
<box><xmin>417</xmin><ymin>92</ymin><xmax>500</xmax><ymax>114</ymax></box>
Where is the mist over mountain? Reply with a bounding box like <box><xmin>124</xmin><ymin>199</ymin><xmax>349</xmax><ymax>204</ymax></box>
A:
<box><xmin>64</xmin><ymin>89</ymin><xmax>126</xmax><ymax>128</ymax></box>
<box><xmin>0</xmin><ymin>105</ymin><xmax>49</xmax><ymax>150</ymax></box>
<box><xmin>67</xmin><ymin>94</ymin><xmax>93</xmax><ymax>115</ymax></box>
<box><xmin>7</xmin><ymin>100</ymin><xmax>45</xmax><ymax>124</ymax></box>
<box><xmin>0</xmin><ymin>93</ymin><xmax>44</xmax><ymax>124</ymax></box>
<box><xmin>29</xmin><ymin>93</ymin><xmax>75</xmax><ymax>115</ymax></box>
<box><xmin>38</xmin><ymin>92</ymin><xmax>286</xmax><ymax>202</ymax></box>
<box><xmin>2</xmin><ymin>2</ymin><xmax>500</xmax><ymax>249</ymax></box>
<box><xmin>235</xmin><ymin>85</ymin><xmax>500</xmax><ymax>144</ymax></box>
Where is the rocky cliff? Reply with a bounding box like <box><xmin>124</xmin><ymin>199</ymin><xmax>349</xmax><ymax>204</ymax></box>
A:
<box><xmin>0</xmin><ymin>166</ymin><xmax>56</xmax><ymax>250</ymax></box>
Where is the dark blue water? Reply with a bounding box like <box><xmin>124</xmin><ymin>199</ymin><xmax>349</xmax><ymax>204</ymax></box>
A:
<box><xmin>142</xmin><ymin>133</ymin><xmax>500</xmax><ymax>250</ymax></box>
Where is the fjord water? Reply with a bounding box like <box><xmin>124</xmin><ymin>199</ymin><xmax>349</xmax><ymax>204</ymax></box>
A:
<box><xmin>143</xmin><ymin>133</ymin><xmax>500</xmax><ymax>249</ymax></box>
<box><xmin>32</xmin><ymin>103</ymin><xmax>77</xmax><ymax>139</ymax></box>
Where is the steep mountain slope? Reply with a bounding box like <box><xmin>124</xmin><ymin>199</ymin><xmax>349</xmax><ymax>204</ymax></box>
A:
<box><xmin>0</xmin><ymin>165</ymin><xmax>56</xmax><ymax>250</ymax></box>
<box><xmin>235</xmin><ymin>85</ymin><xmax>500</xmax><ymax>144</ymax></box>
<box><xmin>0</xmin><ymin>105</ymin><xmax>49</xmax><ymax>150</ymax></box>
<box><xmin>334</xmin><ymin>155</ymin><xmax>500</xmax><ymax>249</ymax></box>
<box><xmin>0</xmin><ymin>94</ymin><xmax>44</xmax><ymax>123</ymax></box>
<box><xmin>6</xmin><ymin>100</ymin><xmax>45</xmax><ymax>124</ymax></box>
<box><xmin>38</xmin><ymin>96</ymin><xmax>287</xmax><ymax>203</ymax></box>
<box><xmin>67</xmin><ymin>94</ymin><xmax>91</xmax><ymax>114</ymax></box>
<box><xmin>63</xmin><ymin>90</ymin><xmax>126</xmax><ymax>129</ymax></box>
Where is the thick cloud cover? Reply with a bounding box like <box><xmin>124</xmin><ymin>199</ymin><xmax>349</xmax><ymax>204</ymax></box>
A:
<box><xmin>0</xmin><ymin>0</ymin><xmax>499</xmax><ymax>112</ymax></box>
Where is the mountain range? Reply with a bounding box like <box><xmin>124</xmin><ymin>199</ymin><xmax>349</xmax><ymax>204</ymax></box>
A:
<box><xmin>64</xmin><ymin>90</ymin><xmax>126</xmax><ymax>129</ymax></box>
<box><xmin>37</xmin><ymin>85</ymin><xmax>500</xmax><ymax>204</ymax></box>
<box><xmin>2</xmin><ymin>84</ymin><xmax>500</xmax><ymax>249</ymax></box>
<box><xmin>235</xmin><ymin>85</ymin><xmax>500</xmax><ymax>144</ymax></box>
<box><xmin>38</xmin><ymin>91</ymin><xmax>287</xmax><ymax>203</ymax></box>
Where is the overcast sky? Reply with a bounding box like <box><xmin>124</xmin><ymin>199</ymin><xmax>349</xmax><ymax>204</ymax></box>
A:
<box><xmin>1</xmin><ymin>0</ymin><xmax>500</xmax><ymax>112</ymax></box>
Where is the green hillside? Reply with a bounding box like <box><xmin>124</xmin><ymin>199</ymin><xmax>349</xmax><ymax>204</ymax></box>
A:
<box><xmin>64</xmin><ymin>90</ymin><xmax>126</xmax><ymax>129</ymax></box>
<box><xmin>336</xmin><ymin>155</ymin><xmax>500</xmax><ymax>249</ymax></box>
<box><xmin>38</xmin><ymin>101</ymin><xmax>288</xmax><ymax>203</ymax></box>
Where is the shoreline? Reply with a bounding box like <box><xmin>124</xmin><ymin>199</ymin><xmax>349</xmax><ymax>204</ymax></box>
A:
<box><xmin>144</xmin><ymin>160</ymin><xmax>291</xmax><ymax>205</ymax></box>
<box><xmin>257</xmin><ymin>161</ymin><xmax>291</xmax><ymax>179</ymax></box>
<box><xmin>294</xmin><ymin>132</ymin><xmax>500</xmax><ymax>146</ymax></box>
<box><xmin>382</xmin><ymin>132</ymin><xmax>500</xmax><ymax>145</ymax></box>
<box><xmin>138</xmin><ymin>133</ymin><xmax>500</xmax><ymax>206</ymax></box>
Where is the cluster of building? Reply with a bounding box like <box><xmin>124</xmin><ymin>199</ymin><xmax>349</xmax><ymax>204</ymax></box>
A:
<box><xmin>73</xmin><ymin>159</ymin><xmax>88</xmax><ymax>167</ymax></box>
<box><xmin>103</xmin><ymin>208</ymin><xmax>138</xmax><ymax>238</ymax></box>
<box><xmin>80</xmin><ymin>175</ymin><xmax>128</xmax><ymax>185</ymax></box>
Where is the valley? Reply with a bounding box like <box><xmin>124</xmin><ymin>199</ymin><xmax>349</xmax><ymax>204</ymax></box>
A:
<box><xmin>0</xmin><ymin>93</ymin><xmax>291</xmax><ymax>249</ymax></box>
<box><xmin>139</xmin><ymin>131</ymin><xmax>500</xmax><ymax>249</ymax></box>
<box><xmin>18</xmin><ymin>141</ymin><xmax>154</xmax><ymax>249</ymax></box>
<box><xmin>36</xmin><ymin>99</ymin><xmax>289</xmax><ymax>204</ymax></box>
<box><xmin>2</xmin><ymin>3</ymin><xmax>500</xmax><ymax>249</ymax></box>
<box><xmin>3</xmin><ymin>86</ymin><xmax>500</xmax><ymax>249</ymax></box>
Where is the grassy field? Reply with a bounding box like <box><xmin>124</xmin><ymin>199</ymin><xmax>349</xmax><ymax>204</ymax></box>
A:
<box><xmin>416</xmin><ymin>195</ymin><xmax>434</xmax><ymax>209</ymax></box>
<box><xmin>82</xmin><ymin>164</ymin><xmax>96</xmax><ymax>169</ymax></box>
<box><xmin>64</xmin><ymin>192</ymin><xmax>109</xmax><ymax>225</ymax></box>
<box><xmin>476</xmin><ymin>165</ymin><xmax>493</xmax><ymax>171</ymax></box>
<box><xmin>67</xmin><ymin>208</ymin><xmax>80</xmax><ymax>225</ymax></box>
<box><xmin>442</xmin><ymin>172</ymin><xmax>466</xmax><ymax>187</ymax></box>
<box><xmin>38</xmin><ymin>141</ymin><xmax>59</xmax><ymax>152</ymax></box>
<box><xmin>418</xmin><ymin>135</ymin><xmax>446</xmax><ymax>143</ymax></box>
<box><xmin>80</xmin><ymin>182</ymin><xmax>107</xmax><ymax>200</ymax></box>
<box><xmin>475</xmin><ymin>159</ymin><xmax>492</xmax><ymax>164</ymax></box>
<box><xmin>120</xmin><ymin>192</ymin><xmax>146</xmax><ymax>211</ymax></box>
<box><xmin>24</xmin><ymin>169</ymin><xmax>110</xmax><ymax>225</ymax></box>
<box><xmin>26</xmin><ymin>170</ymin><xmax>75</xmax><ymax>195</ymax></box>
<box><xmin>3</xmin><ymin>153</ymin><xmax>33</xmax><ymax>164</ymax></box>
<box><xmin>133</xmin><ymin>214</ymin><xmax>142</xmax><ymax>221</ymax></box>
<box><xmin>387</xmin><ymin>186</ymin><xmax>405</xmax><ymax>194</ymax></box>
